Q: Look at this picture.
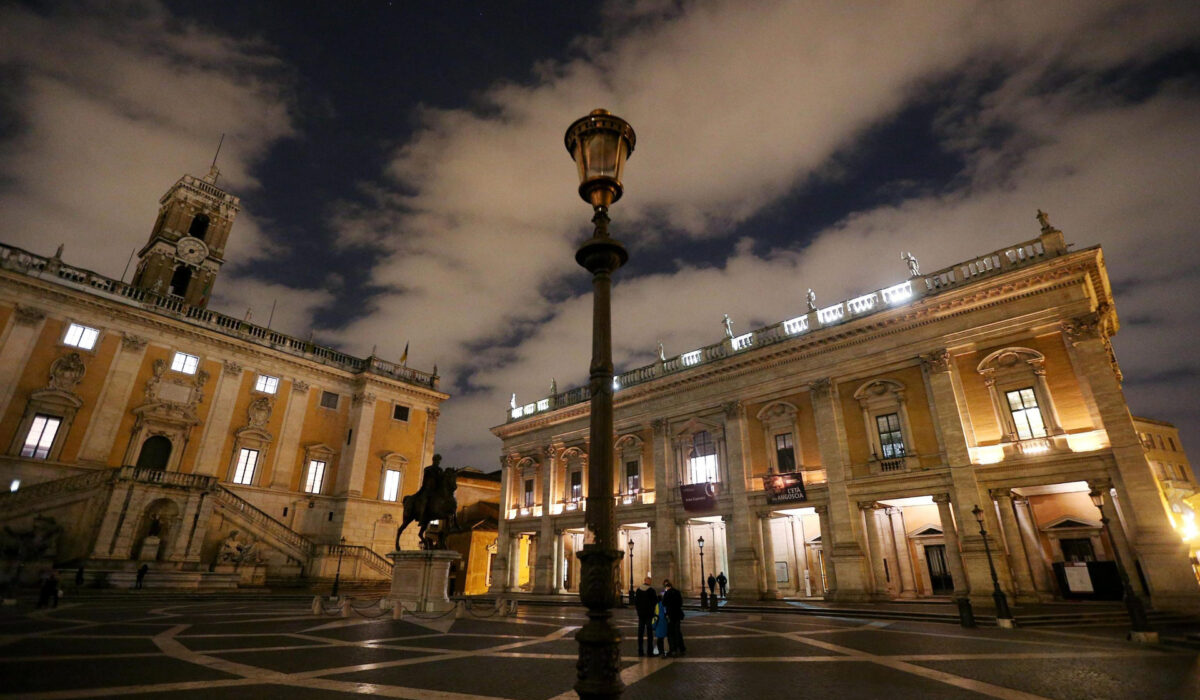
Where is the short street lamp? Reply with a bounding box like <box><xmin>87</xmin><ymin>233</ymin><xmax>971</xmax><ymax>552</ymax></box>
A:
<box><xmin>331</xmin><ymin>536</ymin><xmax>347</xmax><ymax>599</ymax></box>
<box><xmin>698</xmin><ymin>536</ymin><xmax>708</xmax><ymax>610</ymax></box>
<box><xmin>1089</xmin><ymin>489</ymin><xmax>1156</xmax><ymax>642</ymax></box>
<box><xmin>971</xmin><ymin>505</ymin><xmax>1014</xmax><ymax>627</ymax></box>
<box><xmin>628</xmin><ymin>538</ymin><xmax>636</xmax><ymax>605</ymax></box>
<box><xmin>565</xmin><ymin>108</ymin><xmax>636</xmax><ymax>700</ymax></box>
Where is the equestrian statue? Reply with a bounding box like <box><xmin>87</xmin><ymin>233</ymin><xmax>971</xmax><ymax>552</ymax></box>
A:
<box><xmin>395</xmin><ymin>454</ymin><xmax>459</xmax><ymax>550</ymax></box>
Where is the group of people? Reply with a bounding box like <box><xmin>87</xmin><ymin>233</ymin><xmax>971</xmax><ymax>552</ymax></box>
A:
<box><xmin>633</xmin><ymin>577</ymin><xmax>686</xmax><ymax>657</ymax></box>
<box><xmin>706</xmin><ymin>571</ymin><xmax>728</xmax><ymax>598</ymax></box>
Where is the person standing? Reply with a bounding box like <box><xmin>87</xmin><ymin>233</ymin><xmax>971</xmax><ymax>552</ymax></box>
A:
<box><xmin>135</xmin><ymin>563</ymin><xmax>149</xmax><ymax>590</ymax></box>
<box><xmin>75</xmin><ymin>566</ymin><xmax>85</xmax><ymax>589</ymax></box>
<box><xmin>633</xmin><ymin>576</ymin><xmax>659</xmax><ymax>657</ymax></box>
<box><xmin>661</xmin><ymin>579</ymin><xmax>686</xmax><ymax>657</ymax></box>
<box><xmin>707</xmin><ymin>573</ymin><xmax>717</xmax><ymax>598</ymax></box>
<box><xmin>37</xmin><ymin>571</ymin><xmax>59</xmax><ymax>608</ymax></box>
<box><xmin>716</xmin><ymin>571</ymin><xmax>728</xmax><ymax>598</ymax></box>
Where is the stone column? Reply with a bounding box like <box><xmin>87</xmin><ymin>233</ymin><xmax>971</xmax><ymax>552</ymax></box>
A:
<box><xmin>1066</xmin><ymin>313</ymin><xmax>1198</xmax><ymax>608</ymax></box>
<box><xmin>335</xmin><ymin>391</ymin><xmax>376</xmax><ymax>497</ymax></box>
<box><xmin>790</xmin><ymin>515</ymin><xmax>810</xmax><ymax>596</ymax></box>
<box><xmin>0</xmin><ymin>305</ymin><xmax>45</xmax><ymax>419</ymax></box>
<box><xmin>860</xmin><ymin>502</ymin><xmax>890</xmax><ymax>599</ymax></box>
<box><xmin>183</xmin><ymin>493</ymin><xmax>216</xmax><ymax>562</ymax></box>
<box><xmin>808</xmin><ymin>378</ymin><xmax>868</xmax><ymax>601</ymax></box>
<box><xmin>676</xmin><ymin>517</ymin><xmax>692</xmax><ymax>595</ymax></box>
<box><xmin>886</xmin><ymin>507</ymin><xmax>917</xmax><ymax>598</ymax></box>
<box><xmin>192</xmin><ymin>360</ymin><xmax>246</xmax><ymax>476</ymax></box>
<box><xmin>1012</xmin><ymin>496</ymin><xmax>1054</xmax><ymax>593</ymax></box>
<box><xmin>760</xmin><ymin>513</ymin><xmax>780</xmax><ymax>599</ymax></box>
<box><xmin>553</xmin><ymin>528</ymin><xmax>565</xmax><ymax>593</ymax></box>
<box><xmin>933</xmin><ymin>493</ymin><xmax>969</xmax><ymax>597</ymax></box>
<box><xmin>508</xmin><ymin>533</ymin><xmax>522</xmax><ymax>590</ymax></box>
<box><xmin>814</xmin><ymin>504</ymin><xmax>837</xmax><ymax>594</ymax></box>
<box><xmin>921</xmin><ymin>350</ymin><xmax>972</xmax><ymax>466</ymax></box>
<box><xmin>534</xmin><ymin>446</ymin><xmax>559</xmax><ymax>593</ymax></box>
<box><xmin>91</xmin><ymin>480</ymin><xmax>133</xmax><ymax>560</ymax></box>
<box><xmin>650</xmin><ymin>419</ymin><xmax>677</xmax><ymax>582</ymax></box>
<box><xmin>991</xmin><ymin>489</ymin><xmax>1039</xmax><ymax>601</ymax></box>
<box><xmin>78</xmin><ymin>333</ymin><xmax>149</xmax><ymax>463</ymax></box>
<box><xmin>1029</xmin><ymin>359</ymin><xmax>1065</xmax><ymax>435</ymax></box>
<box><xmin>723</xmin><ymin>401</ymin><xmax>762</xmax><ymax>601</ymax></box>
<box><xmin>269</xmin><ymin>380</ymin><xmax>311</xmax><ymax>489</ymax></box>
<box><xmin>489</xmin><ymin>455</ymin><xmax>513</xmax><ymax>593</ymax></box>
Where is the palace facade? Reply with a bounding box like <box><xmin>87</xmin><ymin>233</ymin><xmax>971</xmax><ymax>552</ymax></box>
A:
<box><xmin>490</xmin><ymin>219</ymin><xmax>1200</xmax><ymax>611</ymax></box>
<box><xmin>0</xmin><ymin>165</ymin><xmax>448</xmax><ymax>588</ymax></box>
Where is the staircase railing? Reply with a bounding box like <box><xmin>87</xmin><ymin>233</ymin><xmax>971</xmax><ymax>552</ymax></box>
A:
<box><xmin>327</xmin><ymin>544</ymin><xmax>394</xmax><ymax>578</ymax></box>
<box><xmin>0</xmin><ymin>468</ymin><xmax>114</xmax><ymax>517</ymax></box>
<box><xmin>214</xmin><ymin>486</ymin><xmax>316</xmax><ymax>560</ymax></box>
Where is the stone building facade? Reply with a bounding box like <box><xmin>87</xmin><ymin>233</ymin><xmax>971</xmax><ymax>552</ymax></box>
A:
<box><xmin>0</xmin><ymin>166</ymin><xmax>447</xmax><ymax>588</ymax></box>
<box><xmin>1133</xmin><ymin>416</ymin><xmax>1199</xmax><ymax>575</ymax></box>
<box><xmin>490</xmin><ymin>219</ymin><xmax>1200</xmax><ymax>612</ymax></box>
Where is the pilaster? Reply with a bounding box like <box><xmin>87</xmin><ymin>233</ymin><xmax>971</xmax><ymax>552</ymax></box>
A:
<box><xmin>722</xmin><ymin>400</ymin><xmax>761</xmax><ymax>600</ymax></box>
<box><xmin>336</xmin><ymin>391</ymin><xmax>376</xmax><ymax>497</ymax></box>
<box><xmin>760</xmin><ymin>513</ymin><xmax>779</xmax><ymax>599</ymax></box>
<box><xmin>269</xmin><ymin>380</ymin><xmax>310</xmax><ymax>489</ymax></box>
<box><xmin>809</xmin><ymin>378</ymin><xmax>868</xmax><ymax>601</ymax></box>
<box><xmin>650</xmin><ymin>418</ymin><xmax>676</xmax><ymax>581</ymax></box>
<box><xmin>921</xmin><ymin>350</ymin><xmax>971</xmax><ymax>466</ymax></box>
<box><xmin>0</xmin><ymin>305</ymin><xmax>46</xmax><ymax>419</ymax></box>
<box><xmin>990</xmin><ymin>489</ymin><xmax>1040</xmax><ymax>603</ymax></box>
<box><xmin>192</xmin><ymin>360</ymin><xmax>245</xmax><ymax>476</ymax></box>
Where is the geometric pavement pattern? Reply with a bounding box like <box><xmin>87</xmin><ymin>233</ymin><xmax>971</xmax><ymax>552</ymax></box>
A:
<box><xmin>2</xmin><ymin>599</ymin><xmax>1198</xmax><ymax>699</ymax></box>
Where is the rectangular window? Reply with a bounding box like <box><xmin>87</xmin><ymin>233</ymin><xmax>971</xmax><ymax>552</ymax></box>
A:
<box><xmin>1060</xmin><ymin>537</ymin><xmax>1096</xmax><ymax>563</ymax></box>
<box><xmin>1005</xmin><ymin>388</ymin><xmax>1047</xmax><ymax>440</ymax></box>
<box><xmin>392</xmin><ymin>404</ymin><xmax>410</xmax><ymax>421</ymax></box>
<box><xmin>382</xmin><ymin>469</ymin><xmax>401</xmax><ymax>501</ymax></box>
<box><xmin>320</xmin><ymin>391</ymin><xmax>339</xmax><ymax>409</ymax></box>
<box><xmin>170</xmin><ymin>351</ymin><xmax>200</xmax><ymax>375</ymax></box>
<box><xmin>63</xmin><ymin>323</ymin><xmax>99</xmax><ymax>350</ymax></box>
<box><xmin>255</xmin><ymin>374</ymin><xmax>279</xmax><ymax>394</ymax></box>
<box><xmin>304</xmin><ymin>459</ymin><xmax>326</xmax><ymax>494</ymax></box>
<box><xmin>1155</xmin><ymin>435</ymin><xmax>1166</xmax><ymax>450</ymax></box>
<box><xmin>523</xmin><ymin>478</ymin><xmax>534</xmax><ymax>507</ymax></box>
<box><xmin>688</xmin><ymin>430</ymin><xmax>718</xmax><ymax>484</ymax></box>
<box><xmin>569</xmin><ymin>470</ymin><xmax>583</xmax><ymax>500</ymax></box>
<box><xmin>875</xmin><ymin>413</ymin><xmax>906</xmax><ymax>459</ymax></box>
<box><xmin>1168</xmin><ymin>437</ymin><xmax>1178</xmax><ymax>451</ymax></box>
<box><xmin>20</xmin><ymin>414</ymin><xmax>61</xmax><ymax>460</ymax></box>
<box><xmin>775</xmin><ymin>433</ymin><xmax>797</xmax><ymax>472</ymax></box>
<box><xmin>626</xmin><ymin>460</ymin><xmax>640</xmax><ymax>492</ymax></box>
<box><xmin>232</xmin><ymin>448</ymin><xmax>259</xmax><ymax>485</ymax></box>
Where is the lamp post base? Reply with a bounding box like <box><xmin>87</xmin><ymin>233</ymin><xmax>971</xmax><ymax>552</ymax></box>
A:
<box><xmin>575</xmin><ymin>546</ymin><xmax>624</xmax><ymax>700</ymax></box>
<box><xmin>955</xmin><ymin>596</ymin><xmax>976</xmax><ymax>628</ymax></box>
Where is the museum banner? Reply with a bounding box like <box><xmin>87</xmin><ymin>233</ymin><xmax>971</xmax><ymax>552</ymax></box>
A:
<box><xmin>762</xmin><ymin>472</ymin><xmax>808</xmax><ymax>504</ymax></box>
<box><xmin>679</xmin><ymin>482</ymin><xmax>719</xmax><ymax>512</ymax></box>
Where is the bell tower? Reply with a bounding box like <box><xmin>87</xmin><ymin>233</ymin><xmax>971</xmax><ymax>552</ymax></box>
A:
<box><xmin>131</xmin><ymin>164</ymin><xmax>240</xmax><ymax>308</ymax></box>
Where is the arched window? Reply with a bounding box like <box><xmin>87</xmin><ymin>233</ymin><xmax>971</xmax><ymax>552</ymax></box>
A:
<box><xmin>853</xmin><ymin>379</ymin><xmax>917</xmax><ymax>474</ymax></box>
<box><xmin>689</xmin><ymin>430</ymin><xmax>718</xmax><ymax>484</ymax></box>
<box><xmin>136</xmin><ymin>435</ymin><xmax>172</xmax><ymax>470</ymax></box>
<box><xmin>976</xmin><ymin>347</ymin><xmax>1065</xmax><ymax>443</ymax></box>
<box><xmin>188</xmin><ymin>213</ymin><xmax>210</xmax><ymax>240</ymax></box>
<box><xmin>169</xmin><ymin>265</ymin><xmax>192</xmax><ymax>297</ymax></box>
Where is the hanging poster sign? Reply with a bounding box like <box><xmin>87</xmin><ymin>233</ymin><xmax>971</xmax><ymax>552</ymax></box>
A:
<box><xmin>762</xmin><ymin>473</ymin><xmax>808</xmax><ymax>504</ymax></box>
<box><xmin>679</xmin><ymin>482</ymin><xmax>719</xmax><ymax>512</ymax></box>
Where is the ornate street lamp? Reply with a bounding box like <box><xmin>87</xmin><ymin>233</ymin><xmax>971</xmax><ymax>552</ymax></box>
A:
<box><xmin>628</xmin><ymin>538</ymin><xmax>636</xmax><ymax>605</ymax></box>
<box><xmin>698</xmin><ymin>536</ymin><xmax>708</xmax><ymax>609</ymax></box>
<box><xmin>331</xmin><ymin>536</ymin><xmax>347</xmax><ymax>599</ymax></box>
<box><xmin>565</xmin><ymin>108</ymin><xmax>636</xmax><ymax>700</ymax></box>
<box><xmin>1089</xmin><ymin>489</ymin><xmax>1154</xmax><ymax>640</ymax></box>
<box><xmin>971</xmin><ymin>505</ymin><xmax>1014</xmax><ymax>626</ymax></box>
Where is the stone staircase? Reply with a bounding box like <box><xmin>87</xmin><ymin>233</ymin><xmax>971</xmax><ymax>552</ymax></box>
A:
<box><xmin>0</xmin><ymin>468</ymin><xmax>115</xmax><ymax>523</ymax></box>
<box><xmin>211</xmin><ymin>486</ymin><xmax>316</xmax><ymax>565</ymax></box>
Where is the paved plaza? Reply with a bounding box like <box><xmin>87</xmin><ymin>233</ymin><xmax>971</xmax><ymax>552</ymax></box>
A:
<box><xmin>1</xmin><ymin>596</ymin><xmax>1198</xmax><ymax>699</ymax></box>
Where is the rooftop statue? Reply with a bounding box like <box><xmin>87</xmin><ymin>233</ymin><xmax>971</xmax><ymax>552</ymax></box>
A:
<box><xmin>902</xmin><ymin>251</ymin><xmax>920</xmax><ymax>278</ymax></box>
<box><xmin>396</xmin><ymin>454</ymin><xmax>459</xmax><ymax>550</ymax></box>
<box><xmin>806</xmin><ymin>288</ymin><xmax>817</xmax><ymax>312</ymax></box>
<box><xmin>722</xmin><ymin>314</ymin><xmax>734</xmax><ymax>339</ymax></box>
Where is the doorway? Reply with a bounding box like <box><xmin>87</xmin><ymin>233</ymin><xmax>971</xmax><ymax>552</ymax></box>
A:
<box><xmin>136</xmin><ymin>435</ymin><xmax>173</xmax><ymax>471</ymax></box>
<box><xmin>924</xmin><ymin>544</ymin><xmax>954</xmax><ymax>594</ymax></box>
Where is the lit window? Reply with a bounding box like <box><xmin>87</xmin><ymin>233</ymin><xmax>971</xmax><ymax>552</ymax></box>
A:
<box><xmin>255</xmin><ymin>374</ymin><xmax>279</xmax><ymax>394</ymax></box>
<box><xmin>523</xmin><ymin>478</ymin><xmax>535</xmax><ymax>507</ymax></box>
<box><xmin>569</xmin><ymin>470</ymin><xmax>583</xmax><ymax>500</ymax></box>
<box><xmin>393</xmin><ymin>404</ymin><xmax>410</xmax><ymax>421</ymax></box>
<box><xmin>232</xmin><ymin>448</ymin><xmax>259</xmax><ymax>485</ymax></box>
<box><xmin>382</xmin><ymin>469</ymin><xmax>401</xmax><ymax>501</ymax></box>
<box><xmin>875</xmin><ymin>413</ymin><xmax>906</xmax><ymax>459</ymax></box>
<box><xmin>63</xmin><ymin>323</ymin><xmax>99</xmax><ymax>350</ymax></box>
<box><xmin>626</xmin><ymin>460</ymin><xmax>640</xmax><ymax>492</ymax></box>
<box><xmin>304</xmin><ymin>460</ymin><xmax>326</xmax><ymax>494</ymax></box>
<box><xmin>688</xmin><ymin>431</ymin><xmax>718</xmax><ymax>484</ymax></box>
<box><xmin>320</xmin><ymin>391</ymin><xmax>339</xmax><ymax>409</ymax></box>
<box><xmin>775</xmin><ymin>433</ymin><xmax>797</xmax><ymax>472</ymax></box>
<box><xmin>20</xmin><ymin>414</ymin><xmax>61</xmax><ymax>460</ymax></box>
<box><xmin>1005</xmin><ymin>388</ymin><xmax>1047</xmax><ymax>440</ymax></box>
<box><xmin>170</xmin><ymin>351</ymin><xmax>199</xmax><ymax>375</ymax></box>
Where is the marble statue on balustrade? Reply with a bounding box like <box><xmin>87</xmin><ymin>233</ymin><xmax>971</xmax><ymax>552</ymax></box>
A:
<box><xmin>722</xmin><ymin>314</ymin><xmax>734</xmax><ymax>339</ymax></box>
<box><xmin>902</xmin><ymin>251</ymin><xmax>920</xmax><ymax>277</ymax></box>
<box><xmin>396</xmin><ymin>453</ymin><xmax>459</xmax><ymax>550</ymax></box>
<box><xmin>806</xmin><ymin>288</ymin><xmax>817</xmax><ymax>311</ymax></box>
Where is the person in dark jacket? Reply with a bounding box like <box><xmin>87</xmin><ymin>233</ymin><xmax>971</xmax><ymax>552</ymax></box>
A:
<box><xmin>135</xmin><ymin>563</ymin><xmax>149</xmax><ymax>590</ymax></box>
<box><xmin>633</xmin><ymin>576</ymin><xmax>660</xmax><ymax>657</ymax></box>
<box><xmin>716</xmin><ymin>571</ymin><xmax>728</xmax><ymax>598</ymax></box>
<box><xmin>707</xmin><ymin>573</ymin><xmax>717</xmax><ymax>597</ymax></box>
<box><xmin>660</xmin><ymin>579</ymin><xmax>686</xmax><ymax>656</ymax></box>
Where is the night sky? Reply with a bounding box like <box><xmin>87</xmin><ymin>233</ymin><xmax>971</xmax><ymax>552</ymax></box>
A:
<box><xmin>1</xmin><ymin>1</ymin><xmax>1198</xmax><ymax>472</ymax></box>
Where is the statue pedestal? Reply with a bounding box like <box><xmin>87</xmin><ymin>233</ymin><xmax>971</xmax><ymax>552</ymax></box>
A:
<box><xmin>139</xmin><ymin>536</ymin><xmax>161</xmax><ymax>561</ymax></box>
<box><xmin>387</xmin><ymin>550</ymin><xmax>461</xmax><ymax>613</ymax></box>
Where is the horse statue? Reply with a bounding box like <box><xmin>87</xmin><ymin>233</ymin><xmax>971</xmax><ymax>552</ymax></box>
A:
<box><xmin>395</xmin><ymin>454</ymin><xmax>459</xmax><ymax>550</ymax></box>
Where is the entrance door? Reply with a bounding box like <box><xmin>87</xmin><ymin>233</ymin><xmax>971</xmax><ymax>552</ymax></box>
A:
<box><xmin>135</xmin><ymin>435</ymin><xmax>172</xmax><ymax>470</ymax></box>
<box><xmin>924</xmin><ymin>544</ymin><xmax>954</xmax><ymax>594</ymax></box>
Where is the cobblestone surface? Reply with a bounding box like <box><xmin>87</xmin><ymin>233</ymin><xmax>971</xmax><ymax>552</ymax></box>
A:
<box><xmin>0</xmin><ymin>597</ymin><xmax>1196</xmax><ymax>699</ymax></box>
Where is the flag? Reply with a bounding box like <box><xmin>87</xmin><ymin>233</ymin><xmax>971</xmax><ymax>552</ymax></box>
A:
<box><xmin>400</xmin><ymin>341</ymin><xmax>409</xmax><ymax>365</ymax></box>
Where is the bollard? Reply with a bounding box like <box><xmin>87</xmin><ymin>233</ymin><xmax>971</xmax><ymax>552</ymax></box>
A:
<box><xmin>455</xmin><ymin>599</ymin><xmax>466</xmax><ymax>619</ymax></box>
<box><xmin>311</xmin><ymin>595</ymin><xmax>322</xmax><ymax>615</ymax></box>
<box><xmin>340</xmin><ymin>598</ymin><xmax>351</xmax><ymax>618</ymax></box>
<box><xmin>392</xmin><ymin>603</ymin><xmax>404</xmax><ymax>620</ymax></box>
